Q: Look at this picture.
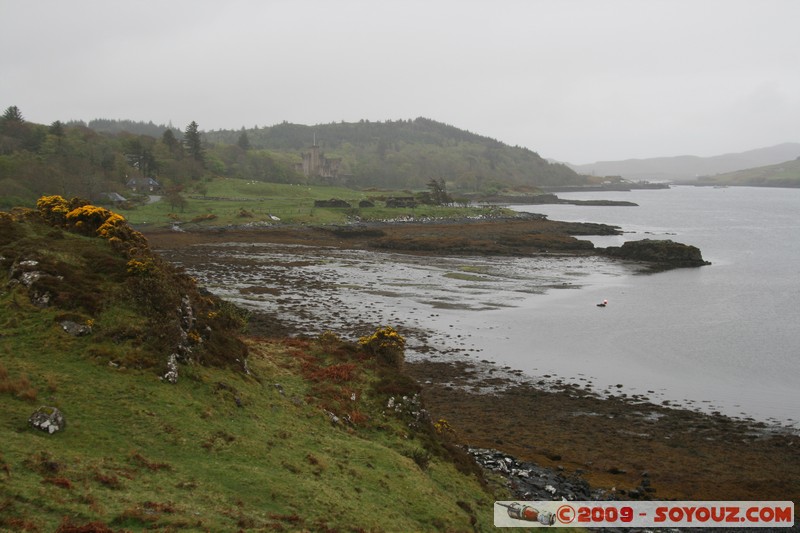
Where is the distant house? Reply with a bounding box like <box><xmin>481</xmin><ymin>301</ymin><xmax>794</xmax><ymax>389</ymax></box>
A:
<box><xmin>126</xmin><ymin>177</ymin><xmax>162</xmax><ymax>192</ymax></box>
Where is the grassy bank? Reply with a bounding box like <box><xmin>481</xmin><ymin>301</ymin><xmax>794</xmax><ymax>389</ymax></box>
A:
<box><xmin>0</xmin><ymin>203</ymin><xmax>512</xmax><ymax>532</ymax></box>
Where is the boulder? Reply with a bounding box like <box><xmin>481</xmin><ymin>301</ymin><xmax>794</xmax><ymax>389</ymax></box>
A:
<box><xmin>603</xmin><ymin>239</ymin><xmax>710</xmax><ymax>270</ymax></box>
<box><xmin>60</xmin><ymin>320</ymin><xmax>92</xmax><ymax>336</ymax></box>
<box><xmin>29</xmin><ymin>406</ymin><xmax>66</xmax><ymax>434</ymax></box>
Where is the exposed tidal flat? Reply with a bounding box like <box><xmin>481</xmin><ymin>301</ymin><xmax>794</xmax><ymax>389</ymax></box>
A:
<box><xmin>147</xmin><ymin>204</ymin><xmax>800</xmax><ymax>503</ymax></box>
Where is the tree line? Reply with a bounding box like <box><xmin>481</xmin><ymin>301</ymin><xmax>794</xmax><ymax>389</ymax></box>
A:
<box><xmin>0</xmin><ymin>107</ymin><xmax>301</xmax><ymax>208</ymax></box>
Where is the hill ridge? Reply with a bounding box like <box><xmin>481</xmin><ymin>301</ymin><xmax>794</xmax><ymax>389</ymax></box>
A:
<box><xmin>568</xmin><ymin>142</ymin><xmax>800</xmax><ymax>181</ymax></box>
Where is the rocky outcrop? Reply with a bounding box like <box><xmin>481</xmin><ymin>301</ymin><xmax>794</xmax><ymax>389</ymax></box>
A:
<box><xmin>7</xmin><ymin>259</ymin><xmax>59</xmax><ymax>307</ymax></box>
<box><xmin>468</xmin><ymin>447</ymin><xmax>615</xmax><ymax>501</ymax></box>
<box><xmin>161</xmin><ymin>295</ymin><xmax>196</xmax><ymax>384</ymax></box>
<box><xmin>29</xmin><ymin>406</ymin><xmax>67</xmax><ymax>434</ymax></box>
<box><xmin>602</xmin><ymin>239</ymin><xmax>710</xmax><ymax>270</ymax></box>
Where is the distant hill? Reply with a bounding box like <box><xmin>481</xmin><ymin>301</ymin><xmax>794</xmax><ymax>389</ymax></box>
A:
<box><xmin>568</xmin><ymin>143</ymin><xmax>800</xmax><ymax>181</ymax></box>
<box><xmin>695</xmin><ymin>157</ymin><xmax>800</xmax><ymax>187</ymax></box>
<box><xmin>203</xmin><ymin>117</ymin><xmax>585</xmax><ymax>190</ymax></box>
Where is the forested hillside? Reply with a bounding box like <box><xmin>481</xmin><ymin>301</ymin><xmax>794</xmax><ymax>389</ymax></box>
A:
<box><xmin>1</xmin><ymin>106</ymin><xmax>585</xmax><ymax>208</ymax></box>
<box><xmin>204</xmin><ymin>117</ymin><xmax>584</xmax><ymax>190</ymax></box>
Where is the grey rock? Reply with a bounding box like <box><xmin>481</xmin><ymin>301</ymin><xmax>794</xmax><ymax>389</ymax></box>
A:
<box><xmin>162</xmin><ymin>353</ymin><xmax>179</xmax><ymax>384</ymax></box>
<box><xmin>60</xmin><ymin>320</ymin><xmax>91</xmax><ymax>336</ymax></box>
<box><xmin>29</xmin><ymin>406</ymin><xmax>66</xmax><ymax>434</ymax></box>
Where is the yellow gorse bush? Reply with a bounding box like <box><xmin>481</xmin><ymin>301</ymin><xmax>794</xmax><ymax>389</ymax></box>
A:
<box><xmin>35</xmin><ymin>196</ymin><xmax>148</xmax><ymax>255</ymax></box>
<box><xmin>358</xmin><ymin>326</ymin><xmax>406</xmax><ymax>352</ymax></box>
<box><xmin>65</xmin><ymin>204</ymin><xmax>115</xmax><ymax>236</ymax></box>
<box><xmin>359</xmin><ymin>326</ymin><xmax>406</xmax><ymax>368</ymax></box>
<box><xmin>126</xmin><ymin>258</ymin><xmax>156</xmax><ymax>277</ymax></box>
<box><xmin>36</xmin><ymin>195</ymin><xmax>71</xmax><ymax>226</ymax></box>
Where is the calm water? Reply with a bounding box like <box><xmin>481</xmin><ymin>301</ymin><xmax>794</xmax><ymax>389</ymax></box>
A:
<box><xmin>506</xmin><ymin>186</ymin><xmax>800</xmax><ymax>427</ymax></box>
<box><xmin>164</xmin><ymin>186</ymin><xmax>799</xmax><ymax>429</ymax></box>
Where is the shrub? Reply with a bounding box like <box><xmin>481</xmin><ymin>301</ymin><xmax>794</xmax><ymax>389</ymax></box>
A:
<box><xmin>406</xmin><ymin>448</ymin><xmax>432</xmax><ymax>470</ymax></box>
<box><xmin>358</xmin><ymin>326</ymin><xmax>406</xmax><ymax>369</ymax></box>
<box><xmin>126</xmin><ymin>258</ymin><xmax>157</xmax><ymax>277</ymax></box>
<box><xmin>316</xmin><ymin>330</ymin><xmax>343</xmax><ymax>352</ymax></box>
<box><xmin>36</xmin><ymin>195</ymin><xmax>71</xmax><ymax>226</ymax></box>
<box><xmin>36</xmin><ymin>196</ymin><xmax>149</xmax><ymax>256</ymax></box>
<box><xmin>65</xmin><ymin>205</ymin><xmax>114</xmax><ymax>235</ymax></box>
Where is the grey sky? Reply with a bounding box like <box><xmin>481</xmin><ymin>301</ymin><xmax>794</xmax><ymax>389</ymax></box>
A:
<box><xmin>2</xmin><ymin>0</ymin><xmax>798</xmax><ymax>164</ymax></box>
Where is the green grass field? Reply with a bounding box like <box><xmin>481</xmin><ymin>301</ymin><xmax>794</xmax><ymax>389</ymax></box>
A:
<box><xmin>116</xmin><ymin>178</ymin><xmax>512</xmax><ymax>228</ymax></box>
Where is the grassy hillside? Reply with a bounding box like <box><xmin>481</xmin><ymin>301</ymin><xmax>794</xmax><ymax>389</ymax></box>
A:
<box><xmin>695</xmin><ymin>157</ymin><xmax>800</xmax><ymax>187</ymax></box>
<box><xmin>0</xmin><ymin>201</ymin><xmax>506</xmax><ymax>532</ymax></box>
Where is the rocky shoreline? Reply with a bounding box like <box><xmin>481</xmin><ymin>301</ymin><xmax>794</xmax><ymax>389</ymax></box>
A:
<box><xmin>405</xmin><ymin>357</ymin><xmax>799</xmax><ymax>505</ymax></box>
<box><xmin>145</xmin><ymin>212</ymin><xmax>709</xmax><ymax>271</ymax></box>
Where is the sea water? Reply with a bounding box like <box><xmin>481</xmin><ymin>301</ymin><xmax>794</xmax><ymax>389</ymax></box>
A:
<box><xmin>502</xmin><ymin>186</ymin><xmax>800</xmax><ymax>427</ymax></box>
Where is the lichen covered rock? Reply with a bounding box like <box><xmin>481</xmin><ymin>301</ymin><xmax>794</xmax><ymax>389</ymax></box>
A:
<box><xmin>29</xmin><ymin>406</ymin><xmax>67</xmax><ymax>434</ymax></box>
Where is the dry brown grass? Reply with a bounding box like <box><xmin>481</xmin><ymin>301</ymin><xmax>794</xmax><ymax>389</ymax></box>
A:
<box><xmin>0</xmin><ymin>368</ymin><xmax>38</xmax><ymax>402</ymax></box>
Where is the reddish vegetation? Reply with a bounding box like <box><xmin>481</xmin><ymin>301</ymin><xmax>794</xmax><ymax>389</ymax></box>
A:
<box><xmin>303</xmin><ymin>362</ymin><xmax>358</xmax><ymax>383</ymax></box>
<box><xmin>55</xmin><ymin>518</ymin><xmax>114</xmax><ymax>533</ymax></box>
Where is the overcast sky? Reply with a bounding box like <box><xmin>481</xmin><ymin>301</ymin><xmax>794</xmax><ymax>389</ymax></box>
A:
<box><xmin>2</xmin><ymin>0</ymin><xmax>798</xmax><ymax>164</ymax></box>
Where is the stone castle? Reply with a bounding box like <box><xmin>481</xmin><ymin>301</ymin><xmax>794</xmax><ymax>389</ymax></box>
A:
<box><xmin>296</xmin><ymin>142</ymin><xmax>341</xmax><ymax>181</ymax></box>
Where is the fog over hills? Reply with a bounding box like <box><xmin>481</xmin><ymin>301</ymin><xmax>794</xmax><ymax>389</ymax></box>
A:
<box><xmin>566</xmin><ymin>143</ymin><xmax>800</xmax><ymax>181</ymax></box>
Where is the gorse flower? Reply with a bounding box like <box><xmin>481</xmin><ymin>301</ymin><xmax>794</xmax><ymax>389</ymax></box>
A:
<box><xmin>36</xmin><ymin>195</ymin><xmax>71</xmax><ymax>226</ymax></box>
<box><xmin>126</xmin><ymin>258</ymin><xmax>156</xmax><ymax>277</ymax></box>
<box><xmin>359</xmin><ymin>326</ymin><xmax>406</xmax><ymax>368</ymax></box>
<box><xmin>358</xmin><ymin>326</ymin><xmax>406</xmax><ymax>352</ymax></box>
<box><xmin>35</xmin><ymin>196</ymin><xmax>149</xmax><ymax>256</ymax></box>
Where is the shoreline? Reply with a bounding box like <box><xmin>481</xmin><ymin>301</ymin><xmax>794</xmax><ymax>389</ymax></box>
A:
<box><xmin>143</xmin><ymin>222</ymin><xmax>799</xmax><ymax>503</ymax></box>
<box><xmin>405</xmin><ymin>357</ymin><xmax>799</xmax><ymax>502</ymax></box>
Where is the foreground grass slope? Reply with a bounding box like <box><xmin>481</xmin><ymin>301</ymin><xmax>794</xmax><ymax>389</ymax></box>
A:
<box><xmin>0</xmin><ymin>202</ymin><xmax>501</xmax><ymax>532</ymax></box>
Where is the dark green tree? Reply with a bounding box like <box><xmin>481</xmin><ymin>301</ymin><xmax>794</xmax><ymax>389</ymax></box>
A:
<box><xmin>1</xmin><ymin>105</ymin><xmax>39</xmax><ymax>154</ymax></box>
<box><xmin>237</xmin><ymin>129</ymin><xmax>251</xmax><ymax>151</ymax></box>
<box><xmin>2</xmin><ymin>105</ymin><xmax>25</xmax><ymax>124</ymax></box>
<box><xmin>49</xmin><ymin>120</ymin><xmax>65</xmax><ymax>137</ymax></box>
<box><xmin>161</xmin><ymin>128</ymin><xmax>181</xmax><ymax>154</ymax></box>
<box><xmin>427</xmin><ymin>178</ymin><xmax>452</xmax><ymax>206</ymax></box>
<box><xmin>184</xmin><ymin>121</ymin><xmax>205</xmax><ymax>165</ymax></box>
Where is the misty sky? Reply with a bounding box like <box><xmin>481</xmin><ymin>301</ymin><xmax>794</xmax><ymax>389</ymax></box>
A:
<box><xmin>2</xmin><ymin>0</ymin><xmax>798</xmax><ymax>164</ymax></box>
